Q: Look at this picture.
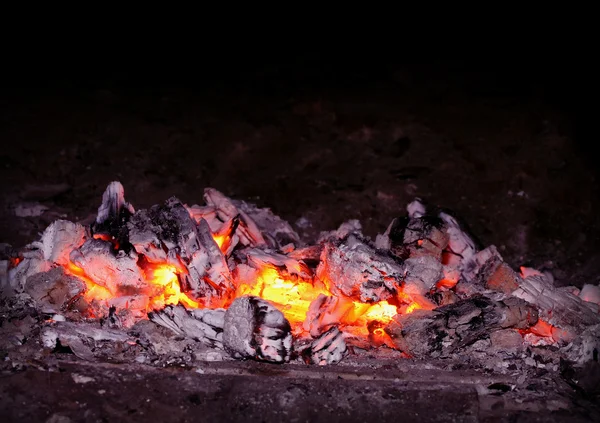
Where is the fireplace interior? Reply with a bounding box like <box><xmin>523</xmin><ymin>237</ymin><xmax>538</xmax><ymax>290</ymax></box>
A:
<box><xmin>0</xmin><ymin>62</ymin><xmax>598</xmax><ymax>422</ymax></box>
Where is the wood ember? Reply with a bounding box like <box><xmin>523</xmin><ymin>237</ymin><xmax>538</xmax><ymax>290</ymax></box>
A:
<box><xmin>316</xmin><ymin>234</ymin><xmax>403</xmax><ymax>303</ymax></box>
<box><xmin>438</xmin><ymin>210</ymin><xmax>479</xmax><ymax>267</ymax></box>
<box><xmin>91</xmin><ymin>181</ymin><xmax>135</xmax><ymax>242</ymax></box>
<box><xmin>231</xmin><ymin>198</ymin><xmax>302</xmax><ymax>249</ymax></box>
<box><xmin>403</xmin><ymin>255</ymin><xmax>443</xmax><ymax>297</ymax></box>
<box><xmin>30</xmin><ymin>220</ymin><xmax>87</xmax><ymax>267</ymax></box>
<box><xmin>378</xmin><ymin>215</ymin><xmax>450</xmax><ymax>261</ymax></box>
<box><xmin>318</xmin><ymin>219</ymin><xmax>363</xmax><ymax>243</ymax></box>
<box><xmin>127</xmin><ymin>197</ymin><xmax>234</xmax><ymax>305</ymax></box>
<box><xmin>561</xmin><ymin>324</ymin><xmax>600</xmax><ymax>366</ymax></box>
<box><xmin>4</xmin><ymin>220</ymin><xmax>87</xmax><ymax>296</ymax></box>
<box><xmin>242</xmin><ymin>248</ymin><xmax>313</xmax><ymax>280</ymax></box>
<box><xmin>300</xmin><ymin>326</ymin><xmax>348</xmax><ymax>365</ymax></box>
<box><xmin>512</xmin><ymin>274</ymin><xmax>600</xmax><ymax>342</ymax></box>
<box><xmin>69</xmin><ymin>239</ymin><xmax>145</xmax><ymax>295</ymax></box>
<box><xmin>385</xmin><ymin>295</ymin><xmax>538</xmax><ymax>358</ymax></box>
<box><xmin>203</xmin><ymin>188</ymin><xmax>267</xmax><ymax>248</ymax></box>
<box><xmin>222</xmin><ymin>295</ymin><xmax>292</xmax><ymax>363</ymax></box>
<box><xmin>24</xmin><ymin>267</ymin><xmax>85</xmax><ymax>314</ymax></box>
<box><xmin>40</xmin><ymin>321</ymin><xmax>132</xmax><ymax>361</ymax></box>
<box><xmin>148</xmin><ymin>304</ymin><xmax>225</xmax><ymax>349</ymax></box>
<box><xmin>303</xmin><ymin>294</ymin><xmax>355</xmax><ymax>337</ymax></box>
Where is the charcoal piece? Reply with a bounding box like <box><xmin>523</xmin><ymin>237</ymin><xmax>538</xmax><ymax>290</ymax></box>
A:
<box><xmin>31</xmin><ymin>220</ymin><xmax>87</xmax><ymax>267</ymax></box>
<box><xmin>204</xmin><ymin>188</ymin><xmax>267</xmax><ymax>247</ymax></box>
<box><xmin>222</xmin><ymin>296</ymin><xmax>292</xmax><ymax>363</ymax></box>
<box><xmin>5</xmin><ymin>256</ymin><xmax>51</xmax><ymax>296</ymax></box>
<box><xmin>512</xmin><ymin>274</ymin><xmax>600</xmax><ymax>342</ymax></box>
<box><xmin>385</xmin><ymin>295</ymin><xmax>538</xmax><ymax>358</ymax></box>
<box><xmin>5</xmin><ymin>220</ymin><xmax>87</xmax><ymax>296</ymax></box>
<box><xmin>232</xmin><ymin>198</ymin><xmax>302</xmax><ymax>249</ymax></box>
<box><xmin>92</xmin><ymin>181</ymin><xmax>135</xmax><ymax>242</ymax></box>
<box><xmin>438</xmin><ymin>210</ymin><xmax>478</xmax><ymax>267</ymax></box>
<box><xmin>317</xmin><ymin>220</ymin><xmax>363</xmax><ymax>244</ymax></box>
<box><xmin>40</xmin><ymin>321</ymin><xmax>132</xmax><ymax>361</ymax></box>
<box><xmin>303</xmin><ymin>294</ymin><xmax>355</xmax><ymax>337</ymax></box>
<box><xmin>243</xmin><ymin>248</ymin><xmax>313</xmax><ymax>280</ymax></box>
<box><xmin>383</xmin><ymin>215</ymin><xmax>449</xmax><ymax>261</ymax></box>
<box><xmin>302</xmin><ymin>326</ymin><xmax>348</xmax><ymax>365</ymax></box>
<box><xmin>211</xmin><ymin>215</ymin><xmax>241</xmax><ymax>256</ymax></box>
<box><xmin>69</xmin><ymin>239</ymin><xmax>145</xmax><ymax>295</ymax></box>
<box><xmin>24</xmin><ymin>267</ymin><xmax>86</xmax><ymax>313</ymax></box>
<box><xmin>287</xmin><ymin>244</ymin><xmax>323</xmax><ymax>263</ymax></box>
<box><xmin>562</xmin><ymin>324</ymin><xmax>600</xmax><ymax>366</ymax></box>
<box><xmin>148</xmin><ymin>304</ymin><xmax>225</xmax><ymax>349</ymax></box>
<box><xmin>127</xmin><ymin>197</ymin><xmax>234</xmax><ymax>305</ymax></box>
<box><xmin>316</xmin><ymin>234</ymin><xmax>403</xmax><ymax>303</ymax></box>
<box><xmin>403</xmin><ymin>255</ymin><xmax>443</xmax><ymax>297</ymax></box>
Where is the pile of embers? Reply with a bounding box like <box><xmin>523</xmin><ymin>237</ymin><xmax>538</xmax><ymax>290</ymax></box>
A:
<box><xmin>1</xmin><ymin>182</ymin><xmax>599</xmax><ymax>371</ymax></box>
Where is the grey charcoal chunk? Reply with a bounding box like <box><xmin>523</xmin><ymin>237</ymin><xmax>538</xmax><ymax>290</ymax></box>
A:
<box><xmin>223</xmin><ymin>296</ymin><xmax>292</xmax><ymax>363</ymax></box>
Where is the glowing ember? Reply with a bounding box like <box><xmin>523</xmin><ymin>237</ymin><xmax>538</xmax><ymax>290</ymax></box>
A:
<box><xmin>236</xmin><ymin>266</ymin><xmax>329</xmax><ymax>326</ymax></box>
<box><xmin>145</xmin><ymin>264</ymin><xmax>199</xmax><ymax>310</ymax></box>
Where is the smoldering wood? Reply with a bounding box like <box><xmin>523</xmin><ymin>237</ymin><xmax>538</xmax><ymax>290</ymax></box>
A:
<box><xmin>303</xmin><ymin>294</ymin><xmax>356</xmax><ymax>337</ymax></box>
<box><xmin>148</xmin><ymin>304</ymin><xmax>225</xmax><ymax>349</ymax></box>
<box><xmin>438</xmin><ymin>210</ymin><xmax>478</xmax><ymax>267</ymax></box>
<box><xmin>232</xmin><ymin>198</ymin><xmax>303</xmax><ymax>249</ymax></box>
<box><xmin>69</xmin><ymin>239</ymin><xmax>145</xmax><ymax>295</ymax></box>
<box><xmin>316</xmin><ymin>234</ymin><xmax>404</xmax><ymax>303</ymax></box>
<box><xmin>127</xmin><ymin>197</ymin><xmax>234</xmax><ymax>305</ymax></box>
<box><xmin>212</xmin><ymin>216</ymin><xmax>241</xmax><ymax>256</ymax></box>
<box><xmin>301</xmin><ymin>326</ymin><xmax>348</xmax><ymax>365</ymax></box>
<box><xmin>92</xmin><ymin>181</ymin><xmax>135</xmax><ymax>241</ymax></box>
<box><xmin>4</xmin><ymin>220</ymin><xmax>87</xmax><ymax>296</ymax></box>
<box><xmin>385</xmin><ymin>295</ymin><xmax>538</xmax><ymax>358</ymax></box>
<box><xmin>317</xmin><ymin>219</ymin><xmax>363</xmax><ymax>244</ymax></box>
<box><xmin>5</xmin><ymin>257</ymin><xmax>51</xmax><ymax>296</ymax></box>
<box><xmin>242</xmin><ymin>248</ymin><xmax>313</xmax><ymax>280</ymax></box>
<box><xmin>203</xmin><ymin>188</ymin><xmax>267</xmax><ymax>247</ymax></box>
<box><xmin>402</xmin><ymin>255</ymin><xmax>443</xmax><ymax>297</ymax></box>
<box><xmin>31</xmin><ymin>220</ymin><xmax>87</xmax><ymax>267</ymax></box>
<box><xmin>512</xmin><ymin>274</ymin><xmax>600</xmax><ymax>340</ymax></box>
<box><xmin>222</xmin><ymin>295</ymin><xmax>293</xmax><ymax>363</ymax></box>
<box><xmin>24</xmin><ymin>267</ymin><xmax>86</xmax><ymax>314</ymax></box>
<box><xmin>379</xmin><ymin>215</ymin><xmax>450</xmax><ymax>262</ymax></box>
<box><xmin>40</xmin><ymin>321</ymin><xmax>132</xmax><ymax>361</ymax></box>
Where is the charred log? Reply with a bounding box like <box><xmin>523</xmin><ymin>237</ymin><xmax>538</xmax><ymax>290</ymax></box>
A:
<box><xmin>222</xmin><ymin>296</ymin><xmax>292</xmax><ymax>363</ymax></box>
<box><xmin>385</xmin><ymin>295</ymin><xmax>538</xmax><ymax>358</ymax></box>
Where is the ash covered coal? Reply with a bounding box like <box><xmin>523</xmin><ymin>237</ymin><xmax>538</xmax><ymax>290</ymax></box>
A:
<box><xmin>0</xmin><ymin>182</ymin><xmax>598</xmax><ymax>398</ymax></box>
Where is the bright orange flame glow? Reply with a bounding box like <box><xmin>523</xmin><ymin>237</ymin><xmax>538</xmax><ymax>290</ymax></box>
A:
<box><xmin>213</xmin><ymin>234</ymin><xmax>227</xmax><ymax>249</ymax></box>
<box><xmin>236</xmin><ymin>266</ymin><xmax>329</xmax><ymax>326</ymax></box>
<box><xmin>145</xmin><ymin>264</ymin><xmax>199</xmax><ymax>310</ymax></box>
<box><xmin>66</xmin><ymin>262</ymin><xmax>112</xmax><ymax>302</ymax></box>
<box><xmin>405</xmin><ymin>302</ymin><xmax>421</xmax><ymax>314</ymax></box>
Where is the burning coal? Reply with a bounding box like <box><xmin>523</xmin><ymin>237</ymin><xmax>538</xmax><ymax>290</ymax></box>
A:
<box><xmin>2</xmin><ymin>181</ymin><xmax>599</xmax><ymax>367</ymax></box>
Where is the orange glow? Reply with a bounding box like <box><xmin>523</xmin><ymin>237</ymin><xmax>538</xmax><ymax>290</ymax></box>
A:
<box><xmin>66</xmin><ymin>262</ymin><xmax>112</xmax><ymax>302</ymax></box>
<box><xmin>405</xmin><ymin>302</ymin><xmax>421</xmax><ymax>314</ymax></box>
<box><xmin>362</xmin><ymin>300</ymin><xmax>398</xmax><ymax>323</ymax></box>
<box><xmin>93</xmin><ymin>233</ymin><xmax>120</xmax><ymax>250</ymax></box>
<box><xmin>9</xmin><ymin>256</ymin><xmax>22</xmax><ymax>269</ymax></box>
<box><xmin>524</xmin><ymin>319</ymin><xmax>573</xmax><ymax>343</ymax></box>
<box><xmin>236</xmin><ymin>266</ymin><xmax>329</xmax><ymax>326</ymax></box>
<box><xmin>144</xmin><ymin>264</ymin><xmax>199</xmax><ymax>310</ymax></box>
<box><xmin>213</xmin><ymin>234</ymin><xmax>227</xmax><ymax>249</ymax></box>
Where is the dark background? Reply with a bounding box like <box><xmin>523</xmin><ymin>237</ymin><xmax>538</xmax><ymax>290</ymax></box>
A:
<box><xmin>1</xmin><ymin>61</ymin><xmax>595</xmax><ymax>287</ymax></box>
